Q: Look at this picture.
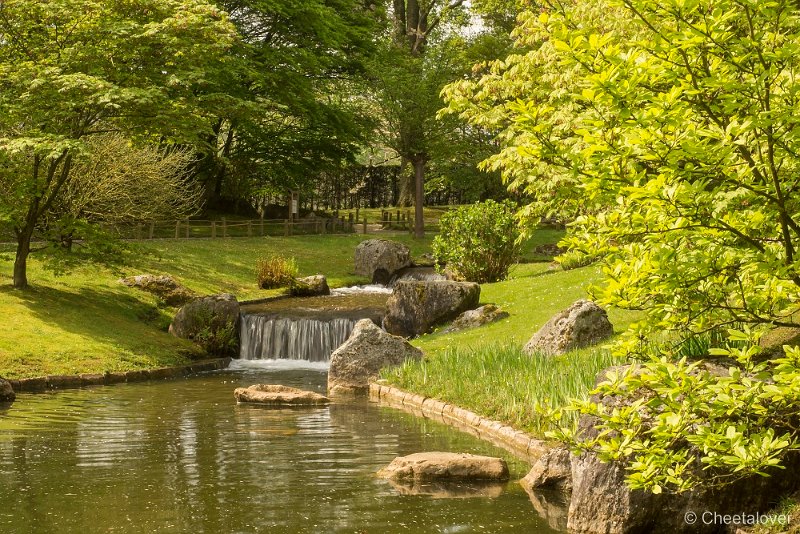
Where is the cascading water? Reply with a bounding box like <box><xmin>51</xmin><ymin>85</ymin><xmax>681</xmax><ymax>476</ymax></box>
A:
<box><xmin>238</xmin><ymin>286</ymin><xmax>390</xmax><ymax>362</ymax></box>
<box><xmin>239</xmin><ymin>315</ymin><xmax>361</xmax><ymax>362</ymax></box>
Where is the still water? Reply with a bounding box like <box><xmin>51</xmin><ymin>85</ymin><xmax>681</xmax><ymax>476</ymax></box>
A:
<box><xmin>0</xmin><ymin>361</ymin><xmax>565</xmax><ymax>533</ymax></box>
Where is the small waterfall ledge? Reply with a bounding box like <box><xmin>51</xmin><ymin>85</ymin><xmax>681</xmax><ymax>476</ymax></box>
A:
<box><xmin>240</xmin><ymin>315</ymin><xmax>362</xmax><ymax>362</ymax></box>
<box><xmin>238</xmin><ymin>288</ymin><xmax>389</xmax><ymax>362</ymax></box>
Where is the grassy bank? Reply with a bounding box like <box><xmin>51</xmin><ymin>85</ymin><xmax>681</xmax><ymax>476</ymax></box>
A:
<box><xmin>0</xmin><ymin>234</ymin><xmax>432</xmax><ymax>379</ymax></box>
<box><xmin>388</xmin><ymin>262</ymin><xmax>641</xmax><ymax>436</ymax></box>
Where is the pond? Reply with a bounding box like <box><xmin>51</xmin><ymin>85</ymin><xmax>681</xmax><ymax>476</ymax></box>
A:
<box><xmin>0</xmin><ymin>361</ymin><xmax>565</xmax><ymax>533</ymax></box>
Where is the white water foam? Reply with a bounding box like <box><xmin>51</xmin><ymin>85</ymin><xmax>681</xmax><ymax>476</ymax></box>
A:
<box><xmin>227</xmin><ymin>358</ymin><xmax>329</xmax><ymax>372</ymax></box>
<box><xmin>331</xmin><ymin>284</ymin><xmax>392</xmax><ymax>295</ymax></box>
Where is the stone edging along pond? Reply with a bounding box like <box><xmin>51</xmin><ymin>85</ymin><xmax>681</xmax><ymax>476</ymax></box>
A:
<box><xmin>6</xmin><ymin>358</ymin><xmax>232</xmax><ymax>393</ymax></box>
<box><xmin>369</xmin><ymin>382</ymin><xmax>551</xmax><ymax>464</ymax></box>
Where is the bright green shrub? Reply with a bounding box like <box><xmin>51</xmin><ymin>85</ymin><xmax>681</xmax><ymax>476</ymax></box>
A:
<box><xmin>256</xmin><ymin>256</ymin><xmax>297</xmax><ymax>289</ymax></box>
<box><xmin>549</xmin><ymin>329</ymin><xmax>800</xmax><ymax>494</ymax></box>
<box><xmin>432</xmin><ymin>200</ymin><xmax>520</xmax><ymax>283</ymax></box>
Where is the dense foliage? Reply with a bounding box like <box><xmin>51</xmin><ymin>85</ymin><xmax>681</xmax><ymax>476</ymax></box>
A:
<box><xmin>551</xmin><ymin>330</ymin><xmax>800</xmax><ymax>494</ymax></box>
<box><xmin>0</xmin><ymin>0</ymin><xmax>236</xmax><ymax>287</ymax></box>
<box><xmin>432</xmin><ymin>200</ymin><xmax>520</xmax><ymax>283</ymax></box>
<box><xmin>443</xmin><ymin>0</ymin><xmax>800</xmax><ymax>352</ymax></box>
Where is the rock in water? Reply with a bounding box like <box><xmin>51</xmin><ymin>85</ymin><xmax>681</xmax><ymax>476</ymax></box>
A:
<box><xmin>0</xmin><ymin>377</ymin><xmax>15</xmax><ymax>404</ymax></box>
<box><xmin>378</xmin><ymin>452</ymin><xmax>509</xmax><ymax>482</ymax></box>
<box><xmin>520</xmin><ymin>447</ymin><xmax>573</xmax><ymax>493</ymax></box>
<box><xmin>442</xmin><ymin>304</ymin><xmax>509</xmax><ymax>333</ymax></box>
<box><xmin>524</xmin><ymin>299</ymin><xmax>613</xmax><ymax>356</ymax></box>
<box><xmin>354</xmin><ymin>239</ymin><xmax>412</xmax><ymax>284</ymax></box>
<box><xmin>120</xmin><ymin>274</ymin><xmax>196</xmax><ymax>306</ymax></box>
<box><xmin>169</xmin><ymin>293</ymin><xmax>240</xmax><ymax>355</ymax></box>
<box><xmin>289</xmin><ymin>275</ymin><xmax>330</xmax><ymax>297</ymax></box>
<box><xmin>382</xmin><ymin>280</ymin><xmax>481</xmax><ymax>337</ymax></box>
<box><xmin>327</xmin><ymin>319</ymin><xmax>422</xmax><ymax>396</ymax></box>
<box><xmin>234</xmin><ymin>384</ymin><xmax>329</xmax><ymax>406</ymax></box>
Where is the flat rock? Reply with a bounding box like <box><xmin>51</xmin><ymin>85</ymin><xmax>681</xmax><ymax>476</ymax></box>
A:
<box><xmin>234</xmin><ymin>384</ymin><xmax>329</xmax><ymax>406</ymax></box>
<box><xmin>442</xmin><ymin>304</ymin><xmax>509</xmax><ymax>333</ymax></box>
<box><xmin>120</xmin><ymin>274</ymin><xmax>196</xmax><ymax>306</ymax></box>
<box><xmin>377</xmin><ymin>452</ymin><xmax>509</xmax><ymax>482</ymax></box>
<box><xmin>524</xmin><ymin>299</ymin><xmax>613</xmax><ymax>356</ymax></box>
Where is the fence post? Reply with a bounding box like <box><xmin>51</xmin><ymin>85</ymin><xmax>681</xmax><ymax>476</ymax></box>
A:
<box><xmin>260</xmin><ymin>216</ymin><xmax>264</xmax><ymax>237</ymax></box>
<box><xmin>247</xmin><ymin>220</ymin><xmax>252</xmax><ymax>237</ymax></box>
<box><xmin>185</xmin><ymin>219</ymin><xmax>190</xmax><ymax>238</ymax></box>
<box><xmin>211</xmin><ymin>221</ymin><xmax>217</xmax><ymax>239</ymax></box>
<box><xmin>175</xmin><ymin>220</ymin><xmax>180</xmax><ymax>239</ymax></box>
<box><xmin>362</xmin><ymin>216</ymin><xmax>367</xmax><ymax>234</ymax></box>
<box><xmin>284</xmin><ymin>219</ymin><xmax>289</xmax><ymax>237</ymax></box>
<box><xmin>148</xmin><ymin>221</ymin><xmax>155</xmax><ymax>239</ymax></box>
<box><xmin>222</xmin><ymin>217</ymin><xmax>227</xmax><ymax>238</ymax></box>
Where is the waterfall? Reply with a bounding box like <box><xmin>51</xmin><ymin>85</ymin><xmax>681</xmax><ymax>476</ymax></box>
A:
<box><xmin>239</xmin><ymin>314</ymin><xmax>361</xmax><ymax>362</ymax></box>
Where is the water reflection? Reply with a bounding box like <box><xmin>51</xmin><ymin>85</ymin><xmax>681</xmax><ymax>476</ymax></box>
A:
<box><xmin>0</xmin><ymin>364</ymin><xmax>564</xmax><ymax>533</ymax></box>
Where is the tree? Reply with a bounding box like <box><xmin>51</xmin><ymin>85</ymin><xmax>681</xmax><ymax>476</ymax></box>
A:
<box><xmin>443</xmin><ymin>0</ymin><xmax>800</xmax><ymax>350</ymax></box>
<box><xmin>375</xmin><ymin>0</ymin><xmax>520</xmax><ymax>237</ymax></box>
<box><xmin>0</xmin><ymin>0</ymin><xmax>237</xmax><ymax>288</ymax></box>
<box><xmin>194</xmin><ymin>0</ymin><xmax>380</xmax><ymax>213</ymax></box>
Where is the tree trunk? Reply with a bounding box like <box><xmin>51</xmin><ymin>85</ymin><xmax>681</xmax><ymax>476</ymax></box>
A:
<box><xmin>413</xmin><ymin>156</ymin><xmax>425</xmax><ymax>238</ymax></box>
<box><xmin>13</xmin><ymin>227</ymin><xmax>33</xmax><ymax>289</ymax></box>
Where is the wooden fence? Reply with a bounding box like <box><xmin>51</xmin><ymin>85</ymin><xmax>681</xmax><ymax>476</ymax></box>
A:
<box><xmin>102</xmin><ymin>216</ymin><xmax>358</xmax><ymax>240</ymax></box>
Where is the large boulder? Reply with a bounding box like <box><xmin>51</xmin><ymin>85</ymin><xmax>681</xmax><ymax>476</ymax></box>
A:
<box><xmin>555</xmin><ymin>365</ymin><xmax>800</xmax><ymax>533</ymax></box>
<box><xmin>0</xmin><ymin>377</ymin><xmax>15</xmax><ymax>404</ymax></box>
<box><xmin>327</xmin><ymin>319</ymin><xmax>422</xmax><ymax>396</ymax></box>
<box><xmin>120</xmin><ymin>274</ymin><xmax>196</xmax><ymax>306</ymax></box>
<box><xmin>383</xmin><ymin>280</ymin><xmax>481</xmax><ymax>337</ymax></box>
<box><xmin>289</xmin><ymin>275</ymin><xmax>330</xmax><ymax>297</ymax></box>
<box><xmin>354</xmin><ymin>239</ymin><xmax>412</xmax><ymax>284</ymax></box>
<box><xmin>524</xmin><ymin>299</ymin><xmax>613</xmax><ymax>356</ymax></box>
<box><xmin>378</xmin><ymin>452</ymin><xmax>509</xmax><ymax>482</ymax></box>
<box><xmin>169</xmin><ymin>293</ymin><xmax>240</xmax><ymax>355</ymax></box>
<box><xmin>442</xmin><ymin>304</ymin><xmax>509</xmax><ymax>334</ymax></box>
<box><xmin>234</xmin><ymin>384</ymin><xmax>329</xmax><ymax>406</ymax></box>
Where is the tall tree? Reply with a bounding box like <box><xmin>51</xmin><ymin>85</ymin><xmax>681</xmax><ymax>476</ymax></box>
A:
<box><xmin>196</xmin><ymin>0</ymin><xmax>380</xmax><ymax>213</ymax></box>
<box><xmin>0</xmin><ymin>0</ymin><xmax>237</xmax><ymax>288</ymax></box>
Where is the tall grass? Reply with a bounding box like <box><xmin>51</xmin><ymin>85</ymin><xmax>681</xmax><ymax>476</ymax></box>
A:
<box><xmin>381</xmin><ymin>342</ymin><xmax>624</xmax><ymax>437</ymax></box>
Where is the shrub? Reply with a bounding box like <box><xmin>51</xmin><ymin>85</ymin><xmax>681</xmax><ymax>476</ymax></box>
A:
<box><xmin>549</xmin><ymin>329</ymin><xmax>800</xmax><ymax>494</ymax></box>
<box><xmin>256</xmin><ymin>256</ymin><xmax>298</xmax><ymax>289</ymax></box>
<box><xmin>555</xmin><ymin>250</ymin><xmax>597</xmax><ymax>271</ymax></box>
<box><xmin>432</xmin><ymin>200</ymin><xmax>520</xmax><ymax>283</ymax></box>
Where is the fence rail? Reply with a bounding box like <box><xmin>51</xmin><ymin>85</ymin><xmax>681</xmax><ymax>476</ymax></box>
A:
<box><xmin>0</xmin><ymin>213</ymin><xmax>444</xmax><ymax>245</ymax></box>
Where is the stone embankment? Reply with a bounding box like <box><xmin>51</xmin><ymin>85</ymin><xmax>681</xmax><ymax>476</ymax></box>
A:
<box><xmin>6</xmin><ymin>358</ymin><xmax>231</xmax><ymax>393</ymax></box>
<box><xmin>369</xmin><ymin>382</ymin><xmax>550</xmax><ymax>463</ymax></box>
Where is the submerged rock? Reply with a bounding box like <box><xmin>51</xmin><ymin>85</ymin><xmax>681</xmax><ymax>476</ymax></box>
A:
<box><xmin>354</xmin><ymin>239</ymin><xmax>412</xmax><ymax>284</ymax></box>
<box><xmin>120</xmin><ymin>274</ymin><xmax>196</xmax><ymax>306</ymax></box>
<box><xmin>382</xmin><ymin>280</ymin><xmax>481</xmax><ymax>338</ymax></box>
<box><xmin>384</xmin><ymin>478</ymin><xmax>505</xmax><ymax>499</ymax></box>
<box><xmin>327</xmin><ymin>319</ymin><xmax>422</xmax><ymax>396</ymax></box>
<box><xmin>0</xmin><ymin>377</ymin><xmax>15</xmax><ymax>404</ymax></box>
<box><xmin>442</xmin><ymin>304</ymin><xmax>509</xmax><ymax>333</ymax></box>
<box><xmin>289</xmin><ymin>275</ymin><xmax>330</xmax><ymax>297</ymax></box>
<box><xmin>524</xmin><ymin>299</ymin><xmax>613</xmax><ymax>356</ymax></box>
<box><xmin>234</xmin><ymin>384</ymin><xmax>329</xmax><ymax>406</ymax></box>
<box><xmin>378</xmin><ymin>452</ymin><xmax>509</xmax><ymax>482</ymax></box>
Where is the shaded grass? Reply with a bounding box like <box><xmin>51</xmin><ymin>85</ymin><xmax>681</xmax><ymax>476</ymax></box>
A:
<box><xmin>382</xmin><ymin>343</ymin><xmax>624</xmax><ymax>436</ymax></box>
